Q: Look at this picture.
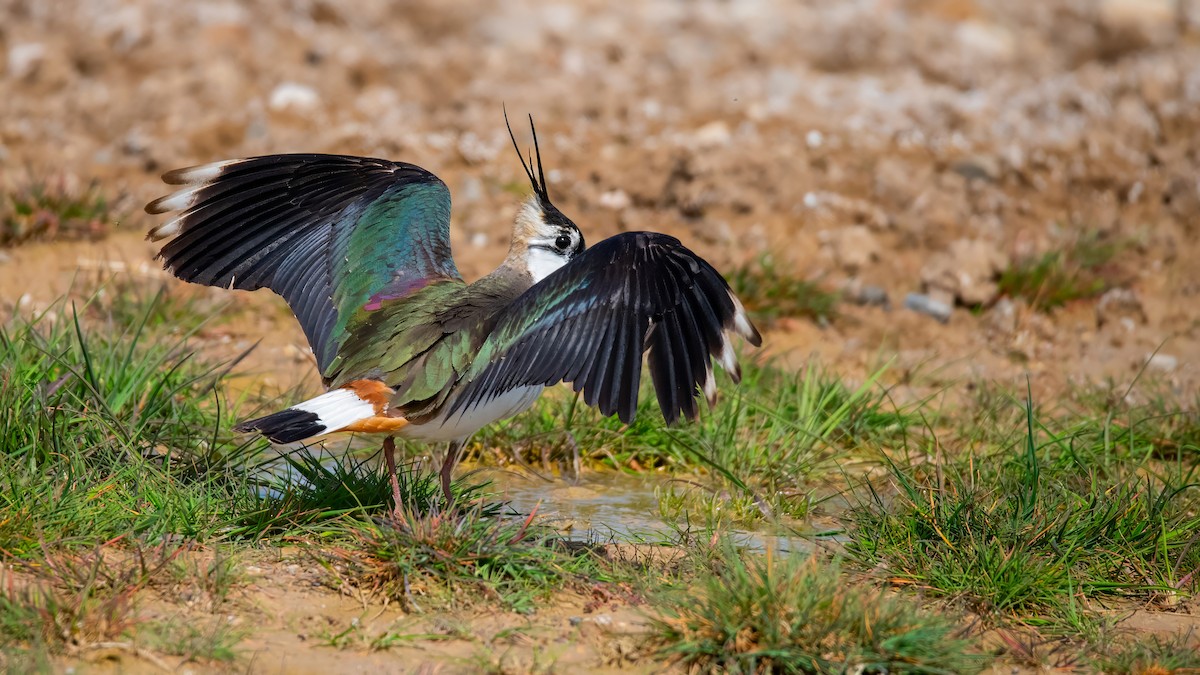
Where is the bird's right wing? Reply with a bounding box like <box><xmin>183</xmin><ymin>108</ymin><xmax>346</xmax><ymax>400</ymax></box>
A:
<box><xmin>145</xmin><ymin>154</ymin><xmax>462</xmax><ymax>376</ymax></box>
<box><xmin>451</xmin><ymin>232</ymin><xmax>762</xmax><ymax>425</ymax></box>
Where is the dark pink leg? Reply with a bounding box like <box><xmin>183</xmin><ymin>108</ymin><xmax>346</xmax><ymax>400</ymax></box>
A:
<box><xmin>441</xmin><ymin>440</ymin><xmax>462</xmax><ymax>504</ymax></box>
<box><xmin>383</xmin><ymin>436</ymin><xmax>402</xmax><ymax>511</ymax></box>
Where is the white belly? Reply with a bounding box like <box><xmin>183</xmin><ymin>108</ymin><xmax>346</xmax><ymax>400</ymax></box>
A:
<box><xmin>400</xmin><ymin>386</ymin><xmax>544</xmax><ymax>443</ymax></box>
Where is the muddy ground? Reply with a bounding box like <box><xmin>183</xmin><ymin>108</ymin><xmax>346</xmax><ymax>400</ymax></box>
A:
<box><xmin>3</xmin><ymin>0</ymin><xmax>1200</xmax><ymax>672</ymax></box>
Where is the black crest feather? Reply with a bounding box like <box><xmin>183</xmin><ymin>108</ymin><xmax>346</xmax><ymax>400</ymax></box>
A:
<box><xmin>504</xmin><ymin>106</ymin><xmax>551</xmax><ymax>203</ymax></box>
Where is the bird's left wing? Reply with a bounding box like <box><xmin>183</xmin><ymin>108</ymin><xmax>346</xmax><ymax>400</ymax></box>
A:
<box><xmin>145</xmin><ymin>154</ymin><xmax>460</xmax><ymax>376</ymax></box>
<box><xmin>451</xmin><ymin>232</ymin><xmax>762</xmax><ymax>425</ymax></box>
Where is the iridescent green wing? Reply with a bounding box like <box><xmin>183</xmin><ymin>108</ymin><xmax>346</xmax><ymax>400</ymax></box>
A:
<box><xmin>330</xmin><ymin>281</ymin><xmax>475</xmax><ymax>411</ymax></box>
<box><xmin>146</xmin><ymin>154</ymin><xmax>460</xmax><ymax>377</ymax></box>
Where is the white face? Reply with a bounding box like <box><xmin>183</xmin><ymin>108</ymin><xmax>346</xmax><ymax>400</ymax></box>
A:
<box><xmin>526</xmin><ymin>245</ymin><xmax>570</xmax><ymax>284</ymax></box>
<box><xmin>515</xmin><ymin>199</ymin><xmax>583</xmax><ymax>284</ymax></box>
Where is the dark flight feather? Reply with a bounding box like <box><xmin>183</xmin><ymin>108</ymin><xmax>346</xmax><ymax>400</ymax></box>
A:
<box><xmin>146</xmin><ymin>154</ymin><xmax>460</xmax><ymax>374</ymax></box>
<box><xmin>452</xmin><ymin>232</ymin><xmax>762</xmax><ymax>426</ymax></box>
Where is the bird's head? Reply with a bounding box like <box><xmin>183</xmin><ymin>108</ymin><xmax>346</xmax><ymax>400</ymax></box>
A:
<box><xmin>505</xmin><ymin>112</ymin><xmax>585</xmax><ymax>284</ymax></box>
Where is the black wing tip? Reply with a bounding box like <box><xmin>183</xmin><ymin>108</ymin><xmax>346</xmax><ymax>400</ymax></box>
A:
<box><xmin>235</xmin><ymin>409</ymin><xmax>324</xmax><ymax>444</ymax></box>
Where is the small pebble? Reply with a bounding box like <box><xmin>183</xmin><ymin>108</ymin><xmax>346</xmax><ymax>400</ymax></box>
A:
<box><xmin>1146</xmin><ymin>353</ymin><xmax>1178</xmax><ymax>372</ymax></box>
<box><xmin>269</xmin><ymin>82</ymin><xmax>320</xmax><ymax>112</ymax></box>
<box><xmin>597</xmin><ymin>189</ymin><xmax>631</xmax><ymax>210</ymax></box>
<box><xmin>692</xmin><ymin>120</ymin><xmax>731</xmax><ymax>147</ymax></box>
<box><xmin>7</xmin><ymin>43</ymin><xmax>46</xmax><ymax>79</ymax></box>
<box><xmin>847</xmin><ymin>284</ymin><xmax>889</xmax><ymax>308</ymax></box>
<box><xmin>904</xmin><ymin>292</ymin><xmax>952</xmax><ymax>323</ymax></box>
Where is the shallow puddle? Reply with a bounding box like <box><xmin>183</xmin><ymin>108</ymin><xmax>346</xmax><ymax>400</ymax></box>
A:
<box><xmin>476</xmin><ymin>468</ymin><xmax>669</xmax><ymax>540</ymax></box>
<box><xmin>475</xmin><ymin>466</ymin><xmax>831</xmax><ymax>554</ymax></box>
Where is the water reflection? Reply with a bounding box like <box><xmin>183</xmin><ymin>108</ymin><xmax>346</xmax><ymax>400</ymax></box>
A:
<box><xmin>254</xmin><ymin>448</ymin><xmax>843</xmax><ymax>555</ymax></box>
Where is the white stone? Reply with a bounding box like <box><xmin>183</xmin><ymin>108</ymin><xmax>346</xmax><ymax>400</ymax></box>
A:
<box><xmin>692</xmin><ymin>120</ymin><xmax>731</xmax><ymax>148</ymax></box>
<box><xmin>1096</xmin><ymin>288</ymin><xmax>1146</xmax><ymax>327</ymax></box>
<box><xmin>1099</xmin><ymin>0</ymin><xmax>1178</xmax><ymax>45</ymax></box>
<box><xmin>920</xmin><ymin>239</ymin><xmax>1009</xmax><ymax>306</ymax></box>
<box><xmin>1146</xmin><ymin>353</ymin><xmax>1179</xmax><ymax>372</ymax></box>
<box><xmin>821</xmin><ymin>225</ymin><xmax>879</xmax><ymax>273</ymax></box>
<box><xmin>597</xmin><ymin>189</ymin><xmax>631</xmax><ymax>210</ymax></box>
<box><xmin>954</xmin><ymin>21</ymin><xmax>1015</xmax><ymax>63</ymax></box>
<box><xmin>7</xmin><ymin>43</ymin><xmax>46</xmax><ymax>80</ymax></box>
<box><xmin>1100</xmin><ymin>0</ymin><xmax>1177</xmax><ymax>27</ymax></box>
<box><xmin>988</xmin><ymin>297</ymin><xmax>1019</xmax><ymax>334</ymax></box>
<box><xmin>269</xmin><ymin>83</ymin><xmax>320</xmax><ymax>112</ymax></box>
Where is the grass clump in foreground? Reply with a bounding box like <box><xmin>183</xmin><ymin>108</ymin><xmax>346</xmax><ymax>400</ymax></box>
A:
<box><xmin>0</xmin><ymin>296</ymin><xmax>261</xmax><ymax>557</ymax></box>
<box><xmin>847</xmin><ymin>387</ymin><xmax>1200</xmax><ymax>632</ymax></box>
<box><xmin>648</xmin><ymin>544</ymin><xmax>988</xmax><ymax>674</ymax></box>
<box><xmin>0</xmin><ymin>545</ymin><xmax>175</xmax><ymax>668</ymax></box>
<box><xmin>345</xmin><ymin>500</ymin><xmax>601</xmax><ymax>614</ymax></box>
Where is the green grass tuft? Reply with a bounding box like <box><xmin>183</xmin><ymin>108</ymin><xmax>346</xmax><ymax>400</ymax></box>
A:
<box><xmin>0</xmin><ymin>297</ymin><xmax>263</xmax><ymax>556</ymax></box>
<box><xmin>997</xmin><ymin>233</ymin><xmax>1127</xmax><ymax>311</ymax></box>
<box><xmin>847</xmin><ymin>390</ymin><xmax>1200</xmax><ymax>628</ymax></box>
<box><xmin>728</xmin><ymin>256</ymin><xmax>838</xmax><ymax>325</ymax></box>
<box><xmin>0</xmin><ymin>175</ymin><xmax>116</xmax><ymax>247</ymax></box>
<box><xmin>347</xmin><ymin>501</ymin><xmax>600</xmax><ymax>614</ymax></box>
<box><xmin>1088</xmin><ymin>632</ymin><xmax>1200</xmax><ymax>674</ymax></box>
<box><xmin>235</xmin><ymin>447</ymin><xmax>492</xmax><ymax>538</ymax></box>
<box><xmin>648</xmin><ymin>544</ymin><xmax>989</xmax><ymax>674</ymax></box>
<box><xmin>0</xmin><ymin>545</ymin><xmax>174</xmax><ymax>656</ymax></box>
<box><xmin>137</xmin><ymin>617</ymin><xmax>245</xmax><ymax>664</ymax></box>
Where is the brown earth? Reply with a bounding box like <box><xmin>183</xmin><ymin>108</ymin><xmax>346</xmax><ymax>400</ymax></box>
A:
<box><xmin>8</xmin><ymin>547</ymin><xmax>656</xmax><ymax>674</ymax></box>
<box><xmin>4</xmin><ymin>0</ymin><xmax>1200</xmax><ymax>671</ymax></box>
<box><xmin>2</xmin><ymin>0</ymin><xmax>1199</xmax><ymax>400</ymax></box>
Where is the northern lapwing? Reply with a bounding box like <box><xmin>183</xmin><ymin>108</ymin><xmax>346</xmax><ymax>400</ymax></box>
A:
<box><xmin>145</xmin><ymin>115</ymin><xmax>762</xmax><ymax>507</ymax></box>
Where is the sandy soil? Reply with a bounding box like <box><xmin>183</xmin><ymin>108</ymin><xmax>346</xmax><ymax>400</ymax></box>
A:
<box><xmin>19</xmin><ymin>546</ymin><xmax>654</xmax><ymax>674</ymax></box>
<box><xmin>4</xmin><ymin>0</ymin><xmax>1200</xmax><ymax>671</ymax></box>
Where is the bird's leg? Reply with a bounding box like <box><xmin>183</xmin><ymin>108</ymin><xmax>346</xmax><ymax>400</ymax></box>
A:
<box><xmin>382</xmin><ymin>435</ymin><xmax>403</xmax><ymax>513</ymax></box>
<box><xmin>441</xmin><ymin>440</ymin><xmax>462</xmax><ymax>505</ymax></box>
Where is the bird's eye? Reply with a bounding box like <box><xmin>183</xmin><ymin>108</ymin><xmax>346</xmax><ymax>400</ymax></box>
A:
<box><xmin>555</xmin><ymin>233</ymin><xmax>572</xmax><ymax>251</ymax></box>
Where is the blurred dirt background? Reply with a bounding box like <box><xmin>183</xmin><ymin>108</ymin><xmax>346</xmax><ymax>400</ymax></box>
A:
<box><xmin>2</xmin><ymin>0</ymin><xmax>1199</xmax><ymax>400</ymax></box>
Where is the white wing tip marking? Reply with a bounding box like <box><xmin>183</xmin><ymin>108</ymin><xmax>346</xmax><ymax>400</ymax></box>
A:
<box><xmin>147</xmin><ymin>159</ymin><xmax>245</xmax><ymax>238</ymax></box>
<box><xmin>162</xmin><ymin>159</ymin><xmax>240</xmax><ymax>185</ymax></box>
<box><xmin>145</xmin><ymin>184</ymin><xmax>202</xmax><ymax>215</ymax></box>
<box><xmin>702</xmin><ymin>365</ymin><xmax>718</xmax><ymax>407</ymax></box>
<box><xmin>718</xmin><ymin>337</ymin><xmax>741</xmax><ymax>383</ymax></box>
<box><xmin>729</xmin><ymin>292</ymin><xmax>756</xmax><ymax>341</ymax></box>
<box><xmin>146</xmin><ymin>213</ymin><xmax>184</xmax><ymax>241</ymax></box>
